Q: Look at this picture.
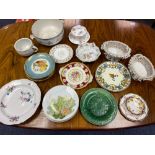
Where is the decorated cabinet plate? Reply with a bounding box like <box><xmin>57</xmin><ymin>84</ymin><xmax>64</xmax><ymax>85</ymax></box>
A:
<box><xmin>95</xmin><ymin>61</ymin><xmax>131</xmax><ymax>92</ymax></box>
<box><xmin>80</xmin><ymin>88</ymin><xmax>118</xmax><ymax>126</ymax></box>
<box><xmin>0</xmin><ymin>79</ymin><xmax>41</xmax><ymax>125</ymax></box>
<box><xmin>49</xmin><ymin>44</ymin><xmax>73</xmax><ymax>64</ymax></box>
<box><xmin>119</xmin><ymin>93</ymin><xmax>149</xmax><ymax>121</ymax></box>
<box><xmin>76</xmin><ymin>42</ymin><xmax>101</xmax><ymax>62</ymax></box>
<box><xmin>59</xmin><ymin>62</ymin><xmax>93</xmax><ymax>89</ymax></box>
<box><xmin>24</xmin><ymin>53</ymin><xmax>55</xmax><ymax>80</ymax></box>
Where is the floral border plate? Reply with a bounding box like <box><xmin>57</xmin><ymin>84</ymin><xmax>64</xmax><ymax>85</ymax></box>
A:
<box><xmin>24</xmin><ymin>53</ymin><xmax>55</xmax><ymax>80</ymax></box>
<box><xmin>42</xmin><ymin>85</ymin><xmax>79</xmax><ymax>123</ymax></box>
<box><xmin>80</xmin><ymin>88</ymin><xmax>118</xmax><ymax>126</ymax></box>
<box><xmin>119</xmin><ymin>93</ymin><xmax>149</xmax><ymax>121</ymax></box>
<box><xmin>0</xmin><ymin>79</ymin><xmax>41</xmax><ymax>125</ymax></box>
<box><xmin>76</xmin><ymin>42</ymin><xmax>101</xmax><ymax>62</ymax></box>
<box><xmin>59</xmin><ymin>62</ymin><xmax>93</xmax><ymax>89</ymax></box>
<box><xmin>49</xmin><ymin>44</ymin><xmax>73</xmax><ymax>64</ymax></box>
<box><xmin>95</xmin><ymin>61</ymin><xmax>131</xmax><ymax>92</ymax></box>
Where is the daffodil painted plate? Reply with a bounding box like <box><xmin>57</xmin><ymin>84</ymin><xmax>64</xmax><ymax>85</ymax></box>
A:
<box><xmin>95</xmin><ymin>61</ymin><xmax>131</xmax><ymax>92</ymax></box>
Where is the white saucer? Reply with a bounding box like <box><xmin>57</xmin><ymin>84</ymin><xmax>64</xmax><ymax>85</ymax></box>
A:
<box><xmin>69</xmin><ymin>32</ymin><xmax>90</xmax><ymax>45</ymax></box>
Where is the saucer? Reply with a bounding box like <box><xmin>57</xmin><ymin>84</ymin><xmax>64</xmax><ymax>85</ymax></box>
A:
<box><xmin>69</xmin><ymin>32</ymin><xmax>90</xmax><ymax>45</ymax></box>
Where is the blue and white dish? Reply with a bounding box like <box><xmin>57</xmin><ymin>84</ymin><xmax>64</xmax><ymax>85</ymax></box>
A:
<box><xmin>24</xmin><ymin>53</ymin><xmax>55</xmax><ymax>80</ymax></box>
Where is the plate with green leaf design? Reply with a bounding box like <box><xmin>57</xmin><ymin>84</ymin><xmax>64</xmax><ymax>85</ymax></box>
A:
<box><xmin>95</xmin><ymin>61</ymin><xmax>131</xmax><ymax>92</ymax></box>
<box><xmin>80</xmin><ymin>88</ymin><xmax>118</xmax><ymax>126</ymax></box>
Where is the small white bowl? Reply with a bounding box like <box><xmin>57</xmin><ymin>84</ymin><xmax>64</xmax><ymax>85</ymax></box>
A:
<box><xmin>76</xmin><ymin>42</ymin><xmax>101</xmax><ymax>62</ymax></box>
<box><xmin>42</xmin><ymin>85</ymin><xmax>79</xmax><ymax>123</ymax></box>
<box><xmin>128</xmin><ymin>54</ymin><xmax>155</xmax><ymax>81</ymax></box>
<box><xmin>101</xmin><ymin>40</ymin><xmax>131</xmax><ymax>61</ymax></box>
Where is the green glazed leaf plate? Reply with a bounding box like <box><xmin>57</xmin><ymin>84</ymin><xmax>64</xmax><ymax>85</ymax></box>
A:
<box><xmin>80</xmin><ymin>88</ymin><xmax>118</xmax><ymax>126</ymax></box>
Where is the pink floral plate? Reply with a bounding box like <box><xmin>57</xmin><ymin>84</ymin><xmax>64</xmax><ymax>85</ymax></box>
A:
<box><xmin>59</xmin><ymin>62</ymin><xmax>93</xmax><ymax>89</ymax></box>
<box><xmin>0</xmin><ymin>79</ymin><xmax>41</xmax><ymax>125</ymax></box>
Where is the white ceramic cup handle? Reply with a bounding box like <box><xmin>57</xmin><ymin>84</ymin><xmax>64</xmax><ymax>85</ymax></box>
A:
<box><xmin>30</xmin><ymin>34</ymin><xmax>35</xmax><ymax>40</ymax></box>
<box><xmin>32</xmin><ymin>46</ymin><xmax>38</xmax><ymax>53</ymax></box>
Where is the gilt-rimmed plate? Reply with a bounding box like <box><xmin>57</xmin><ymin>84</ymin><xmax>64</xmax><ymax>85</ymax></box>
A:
<box><xmin>80</xmin><ymin>88</ymin><xmax>118</xmax><ymax>126</ymax></box>
<box><xmin>119</xmin><ymin>93</ymin><xmax>149</xmax><ymax>121</ymax></box>
<box><xmin>49</xmin><ymin>44</ymin><xmax>73</xmax><ymax>64</ymax></box>
<box><xmin>76</xmin><ymin>42</ymin><xmax>101</xmax><ymax>62</ymax></box>
<box><xmin>59</xmin><ymin>62</ymin><xmax>93</xmax><ymax>89</ymax></box>
<box><xmin>24</xmin><ymin>53</ymin><xmax>55</xmax><ymax>80</ymax></box>
<box><xmin>95</xmin><ymin>61</ymin><xmax>131</xmax><ymax>92</ymax></box>
<box><xmin>42</xmin><ymin>85</ymin><xmax>79</xmax><ymax>123</ymax></box>
<box><xmin>0</xmin><ymin>79</ymin><xmax>41</xmax><ymax>125</ymax></box>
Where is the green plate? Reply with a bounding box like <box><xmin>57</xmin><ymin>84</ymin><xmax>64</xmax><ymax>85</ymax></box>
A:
<box><xmin>80</xmin><ymin>88</ymin><xmax>118</xmax><ymax>126</ymax></box>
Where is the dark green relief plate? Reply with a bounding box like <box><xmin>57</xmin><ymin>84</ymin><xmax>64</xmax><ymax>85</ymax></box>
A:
<box><xmin>80</xmin><ymin>88</ymin><xmax>118</xmax><ymax>126</ymax></box>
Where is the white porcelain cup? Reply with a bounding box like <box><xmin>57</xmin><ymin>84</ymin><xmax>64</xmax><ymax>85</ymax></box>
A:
<box><xmin>14</xmin><ymin>38</ymin><xmax>38</xmax><ymax>56</ymax></box>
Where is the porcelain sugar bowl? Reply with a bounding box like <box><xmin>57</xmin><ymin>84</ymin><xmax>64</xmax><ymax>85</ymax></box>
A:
<box><xmin>128</xmin><ymin>54</ymin><xmax>155</xmax><ymax>81</ymax></box>
<box><xmin>69</xmin><ymin>25</ymin><xmax>90</xmax><ymax>44</ymax></box>
<box><xmin>101</xmin><ymin>40</ymin><xmax>131</xmax><ymax>61</ymax></box>
<box><xmin>31</xmin><ymin>19</ymin><xmax>64</xmax><ymax>46</ymax></box>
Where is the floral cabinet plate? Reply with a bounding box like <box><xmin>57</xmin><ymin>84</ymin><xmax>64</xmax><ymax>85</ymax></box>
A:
<box><xmin>0</xmin><ymin>79</ymin><xmax>41</xmax><ymax>125</ymax></box>
<box><xmin>59</xmin><ymin>62</ymin><xmax>93</xmax><ymax>89</ymax></box>
<box><xmin>95</xmin><ymin>61</ymin><xmax>131</xmax><ymax>92</ymax></box>
<box><xmin>119</xmin><ymin>93</ymin><xmax>149</xmax><ymax>121</ymax></box>
<box><xmin>24</xmin><ymin>53</ymin><xmax>55</xmax><ymax>81</ymax></box>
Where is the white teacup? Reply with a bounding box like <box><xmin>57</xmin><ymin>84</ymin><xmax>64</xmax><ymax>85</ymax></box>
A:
<box><xmin>14</xmin><ymin>38</ymin><xmax>38</xmax><ymax>56</ymax></box>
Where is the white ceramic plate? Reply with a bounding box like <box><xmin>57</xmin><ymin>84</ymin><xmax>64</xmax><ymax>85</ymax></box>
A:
<box><xmin>69</xmin><ymin>32</ymin><xmax>90</xmax><ymax>45</ymax></box>
<box><xmin>0</xmin><ymin>79</ymin><xmax>41</xmax><ymax>125</ymax></box>
<box><xmin>42</xmin><ymin>85</ymin><xmax>79</xmax><ymax>123</ymax></box>
<box><xmin>76</xmin><ymin>43</ymin><xmax>101</xmax><ymax>62</ymax></box>
<box><xmin>119</xmin><ymin>93</ymin><xmax>149</xmax><ymax>122</ymax></box>
<box><xmin>49</xmin><ymin>44</ymin><xmax>73</xmax><ymax>63</ymax></box>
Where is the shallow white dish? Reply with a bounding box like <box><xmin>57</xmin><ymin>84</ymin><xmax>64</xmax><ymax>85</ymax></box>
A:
<box><xmin>101</xmin><ymin>40</ymin><xmax>131</xmax><ymax>61</ymax></box>
<box><xmin>119</xmin><ymin>93</ymin><xmax>149</xmax><ymax>122</ymax></box>
<box><xmin>42</xmin><ymin>85</ymin><xmax>79</xmax><ymax>123</ymax></box>
<box><xmin>69</xmin><ymin>32</ymin><xmax>90</xmax><ymax>45</ymax></box>
<box><xmin>76</xmin><ymin>42</ymin><xmax>101</xmax><ymax>62</ymax></box>
<box><xmin>128</xmin><ymin>54</ymin><xmax>155</xmax><ymax>81</ymax></box>
<box><xmin>49</xmin><ymin>44</ymin><xmax>73</xmax><ymax>63</ymax></box>
<box><xmin>0</xmin><ymin>79</ymin><xmax>41</xmax><ymax>125</ymax></box>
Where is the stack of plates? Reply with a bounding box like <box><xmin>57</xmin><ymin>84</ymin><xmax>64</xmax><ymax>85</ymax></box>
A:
<box><xmin>24</xmin><ymin>53</ymin><xmax>55</xmax><ymax>81</ymax></box>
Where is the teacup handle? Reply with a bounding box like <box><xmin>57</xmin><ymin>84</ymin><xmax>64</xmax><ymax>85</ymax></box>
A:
<box><xmin>30</xmin><ymin>34</ymin><xmax>35</xmax><ymax>40</ymax></box>
<box><xmin>32</xmin><ymin>46</ymin><xmax>38</xmax><ymax>53</ymax></box>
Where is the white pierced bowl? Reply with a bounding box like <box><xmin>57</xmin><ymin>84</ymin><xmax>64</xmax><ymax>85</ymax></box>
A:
<box><xmin>128</xmin><ymin>54</ymin><xmax>155</xmax><ymax>81</ymax></box>
<box><xmin>101</xmin><ymin>40</ymin><xmax>131</xmax><ymax>61</ymax></box>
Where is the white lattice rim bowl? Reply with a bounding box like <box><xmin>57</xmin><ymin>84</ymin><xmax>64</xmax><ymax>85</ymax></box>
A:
<box><xmin>101</xmin><ymin>40</ymin><xmax>131</xmax><ymax>59</ymax></box>
<box><xmin>128</xmin><ymin>54</ymin><xmax>155</xmax><ymax>81</ymax></box>
<box><xmin>76</xmin><ymin>42</ymin><xmax>101</xmax><ymax>62</ymax></box>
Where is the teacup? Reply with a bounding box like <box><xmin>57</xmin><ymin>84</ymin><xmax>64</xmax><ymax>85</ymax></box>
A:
<box><xmin>14</xmin><ymin>38</ymin><xmax>38</xmax><ymax>56</ymax></box>
<box><xmin>70</xmin><ymin>25</ymin><xmax>88</xmax><ymax>40</ymax></box>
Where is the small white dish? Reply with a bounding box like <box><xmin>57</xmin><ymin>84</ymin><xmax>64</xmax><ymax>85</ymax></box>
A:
<box><xmin>42</xmin><ymin>85</ymin><xmax>79</xmax><ymax>123</ymax></box>
<box><xmin>119</xmin><ymin>93</ymin><xmax>149</xmax><ymax>122</ymax></box>
<box><xmin>69</xmin><ymin>32</ymin><xmax>90</xmax><ymax>45</ymax></box>
<box><xmin>76</xmin><ymin>42</ymin><xmax>101</xmax><ymax>62</ymax></box>
<box><xmin>0</xmin><ymin>79</ymin><xmax>41</xmax><ymax>125</ymax></box>
<box><xmin>101</xmin><ymin>40</ymin><xmax>131</xmax><ymax>61</ymax></box>
<box><xmin>49</xmin><ymin>44</ymin><xmax>73</xmax><ymax>64</ymax></box>
<box><xmin>128</xmin><ymin>54</ymin><xmax>155</xmax><ymax>81</ymax></box>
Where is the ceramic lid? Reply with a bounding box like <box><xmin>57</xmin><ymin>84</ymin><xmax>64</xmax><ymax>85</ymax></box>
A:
<box><xmin>24</xmin><ymin>53</ymin><xmax>55</xmax><ymax>80</ymax></box>
<box><xmin>49</xmin><ymin>44</ymin><xmax>73</xmax><ymax>64</ymax></box>
<box><xmin>119</xmin><ymin>93</ymin><xmax>149</xmax><ymax>121</ymax></box>
<box><xmin>0</xmin><ymin>79</ymin><xmax>41</xmax><ymax>125</ymax></box>
<box><xmin>76</xmin><ymin>42</ymin><xmax>101</xmax><ymax>62</ymax></box>
<box><xmin>59</xmin><ymin>62</ymin><xmax>93</xmax><ymax>89</ymax></box>
<box><xmin>95</xmin><ymin>61</ymin><xmax>131</xmax><ymax>92</ymax></box>
<box><xmin>80</xmin><ymin>88</ymin><xmax>118</xmax><ymax>126</ymax></box>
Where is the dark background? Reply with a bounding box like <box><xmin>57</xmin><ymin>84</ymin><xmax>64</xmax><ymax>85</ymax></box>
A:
<box><xmin>0</xmin><ymin>19</ymin><xmax>155</xmax><ymax>135</ymax></box>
